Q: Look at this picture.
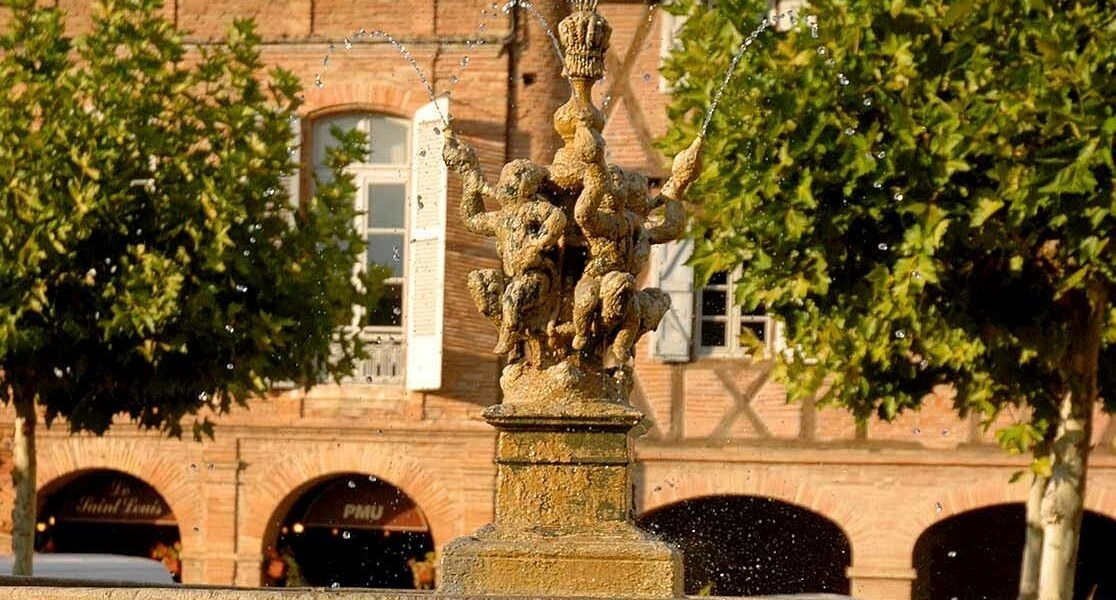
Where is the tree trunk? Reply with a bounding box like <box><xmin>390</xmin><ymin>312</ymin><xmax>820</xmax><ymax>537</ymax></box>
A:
<box><xmin>1019</xmin><ymin>468</ymin><xmax>1048</xmax><ymax>600</ymax></box>
<box><xmin>11</xmin><ymin>390</ymin><xmax>37</xmax><ymax>576</ymax></box>
<box><xmin>1037</xmin><ymin>288</ymin><xmax>1107</xmax><ymax>600</ymax></box>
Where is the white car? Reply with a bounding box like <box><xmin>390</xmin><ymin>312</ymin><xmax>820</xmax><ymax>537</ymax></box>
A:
<box><xmin>0</xmin><ymin>554</ymin><xmax>176</xmax><ymax>585</ymax></box>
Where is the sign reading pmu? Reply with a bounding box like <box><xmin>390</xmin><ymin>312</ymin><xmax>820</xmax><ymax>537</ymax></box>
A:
<box><xmin>343</xmin><ymin>503</ymin><xmax>385</xmax><ymax>522</ymax></box>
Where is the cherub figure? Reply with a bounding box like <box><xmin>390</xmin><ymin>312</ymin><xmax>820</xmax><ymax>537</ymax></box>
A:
<box><xmin>569</xmin><ymin>124</ymin><xmax>644</xmax><ymax>359</ymax></box>
<box><xmin>443</xmin><ymin>130</ymin><xmax>567</xmax><ymax>359</ymax></box>
<box><xmin>609</xmin><ymin>137</ymin><xmax>705</xmax><ymax>361</ymax></box>
<box><xmin>582</xmin><ymin>137</ymin><xmax>705</xmax><ymax>363</ymax></box>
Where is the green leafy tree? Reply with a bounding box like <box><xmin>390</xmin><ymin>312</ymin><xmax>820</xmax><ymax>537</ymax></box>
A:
<box><xmin>662</xmin><ymin>0</ymin><xmax>1114</xmax><ymax>598</ymax></box>
<box><xmin>0</xmin><ymin>0</ymin><xmax>386</xmax><ymax>574</ymax></box>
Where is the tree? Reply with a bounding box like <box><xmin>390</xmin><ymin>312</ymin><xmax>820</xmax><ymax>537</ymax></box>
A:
<box><xmin>661</xmin><ymin>0</ymin><xmax>1114</xmax><ymax>598</ymax></box>
<box><xmin>0</xmin><ymin>0</ymin><xmax>385</xmax><ymax>574</ymax></box>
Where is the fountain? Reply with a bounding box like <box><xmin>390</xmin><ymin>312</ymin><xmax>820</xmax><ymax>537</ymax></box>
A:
<box><xmin>435</xmin><ymin>0</ymin><xmax>703</xmax><ymax>597</ymax></box>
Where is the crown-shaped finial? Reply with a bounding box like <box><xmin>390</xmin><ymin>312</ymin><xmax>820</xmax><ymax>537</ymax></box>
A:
<box><xmin>559</xmin><ymin>0</ymin><xmax>611</xmax><ymax>81</ymax></box>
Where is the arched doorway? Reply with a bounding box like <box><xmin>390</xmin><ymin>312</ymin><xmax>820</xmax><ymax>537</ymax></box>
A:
<box><xmin>36</xmin><ymin>470</ymin><xmax>182</xmax><ymax>581</ymax></box>
<box><xmin>263</xmin><ymin>473</ymin><xmax>435</xmax><ymax>589</ymax></box>
<box><xmin>913</xmin><ymin>504</ymin><xmax>1116</xmax><ymax>600</ymax></box>
<box><xmin>637</xmin><ymin>495</ymin><xmax>851</xmax><ymax>596</ymax></box>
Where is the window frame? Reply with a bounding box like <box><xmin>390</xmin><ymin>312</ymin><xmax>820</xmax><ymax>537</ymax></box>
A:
<box><xmin>309</xmin><ymin>112</ymin><xmax>411</xmax><ymax>338</ymax></box>
<box><xmin>694</xmin><ymin>267</ymin><xmax>777</xmax><ymax>359</ymax></box>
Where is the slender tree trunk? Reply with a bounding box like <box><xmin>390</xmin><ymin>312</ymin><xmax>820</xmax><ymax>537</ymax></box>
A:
<box><xmin>1019</xmin><ymin>465</ymin><xmax>1049</xmax><ymax>600</ymax></box>
<box><xmin>1037</xmin><ymin>288</ymin><xmax>1106</xmax><ymax>600</ymax></box>
<box><xmin>11</xmin><ymin>390</ymin><xmax>37</xmax><ymax>576</ymax></box>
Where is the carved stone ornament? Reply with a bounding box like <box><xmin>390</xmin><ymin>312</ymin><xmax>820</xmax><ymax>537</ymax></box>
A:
<box><xmin>442</xmin><ymin>1</ymin><xmax>703</xmax><ymax>406</ymax></box>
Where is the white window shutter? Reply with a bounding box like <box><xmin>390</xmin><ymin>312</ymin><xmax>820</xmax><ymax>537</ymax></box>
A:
<box><xmin>405</xmin><ymin>98</ymin><xmax>449</xmax><ymax>391</ymax></box>
<box><xmin>283</xmin><ymin>117</ymin><xmax>301</xmax><ymax>206</ymax></box>
<box><xmin>649</xmin><ymin>238</ymin><xmax>694</xmax><ymax>362</ymax></box>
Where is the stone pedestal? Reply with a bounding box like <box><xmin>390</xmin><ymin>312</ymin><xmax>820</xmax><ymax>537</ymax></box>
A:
<box><xmin>438</xmin><ymin>399</ymin><xmax>683</xmax><ymax>598</ymax></box>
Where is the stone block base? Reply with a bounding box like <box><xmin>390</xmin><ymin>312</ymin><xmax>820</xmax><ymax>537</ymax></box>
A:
<box><xmin>438</xmin><ymin>529</ymin><xmax>683</xmax><ymax>598</ymax></box>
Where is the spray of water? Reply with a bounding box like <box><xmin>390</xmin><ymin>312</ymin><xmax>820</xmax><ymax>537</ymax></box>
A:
<box><xmin>701</xmin><ymin>16</ymin><xmax>773</xmax><ymax>137</ymax></box>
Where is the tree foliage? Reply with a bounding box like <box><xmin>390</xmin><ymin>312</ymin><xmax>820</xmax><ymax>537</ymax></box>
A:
<box><xmin>662</xmin><ymin>0</ymin><xmax>1114</xmax><ymax>435</ymax></box>
<box><xmin>0</xmin><ymin>0</ymin><xmax>385</xmax><ymax>437</ymax></box>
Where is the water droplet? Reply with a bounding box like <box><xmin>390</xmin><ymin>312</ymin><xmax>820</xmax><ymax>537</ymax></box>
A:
<box><xmin>392</xmin><ymin>307</ymin><xmax>402</xmax><ymax>316</ymax></box>
<box><xmin>912</xmin><ymin>428</ymin><xmax>921</xmax><ymax>434</ymax></box>
<box><xmin>225</xmin><ymin>324</ymin><xmax>235</xmax><ymax>333</ymax></box>
<box><xmin>863</xmin><ymin>97</ymin><xmax>873</xmax><ymax>107</ymax></box>
<box><xmin>330</xmin><ymin>582</ymin><xmax>340</xmax><ymax>589</ymax></box>
<box><xmin>358</xmin><ymin>28</ymin><xmax>367</xmax><ymax>37</ymax></box>
<box><xmin>844</xmin><ymin>127</ymin><xmax>856</xmax><ymax>136</ymax></box>
<box><xmin>198</xmin><ymin>391</ymin><xmax>209</xmax><ymax>402</ymax></box>
<box><xmin>460</xmin><ymin>56</ymin><xmax>470</xmax><ymax>67</ymax></box>
<box><xmin>433</xmin><ymin>127</ymin><xmax>441</xmax><ymax>135</ymax></box>
<box><xmin>236</xmin><ymin>284</ymin><xmax>248</xmax><ymax>293</ymax></box>
<box><xmin>369</xmin><ymin>474</ymin><xmax>378</xmax><ymax>481</ymax></box>
<box><xmin>342</xmin><ymin>531</ymin><xmax>351</xmax><ymax>539</ymax></box>
<box><xmin>942</xmin><ymin>428</ymin><xmax>951</xmax><ymax>436</ymax></box>
<box><xmin>893</xmin><ymin>192</ymin><xmax>904</xmax><ymax>201</ymax></box>
<box><xmin>935</xmin><ymin>502</ymin><xmax>943</xmax><ymax>513</ymax></box>
<box><xmin>878</xmin><ymin>243</ymin><xmax>889</xmax><ymax>251</ymax></box>
<box><xmin>816</xmin><ymin>46</ymin><xmax>827</xmax><ymax>56</ymax></box>
<box><xmin>450</xmin><ymin>75</ymin><xmax>459</xmax><ymax>84</ymax></box>
<box><xmin>226</xmin><ymin>363</ymin><xmax>234</xmax><ymax>370</ymax></box>
<box><xmin>344</xmin><ymin>38</ymin><xmax>352</xmax><ymax>49</ymax></box>
<box><xmin>347</xmin><ymin>480</ymin><xmax>356</xmax><ymax>488</ymax></box>
<box><xmin>919</xmin><ymin>359</ymin><xmax>929</xmax><ymax>370</ymax></box>
<box><xmin>642</xmin><ymin>73</ymin><xmax>652</xmax><ymax>82</ymax></box>
<box><xmin>877</xmin><ymin>151</ymin><xmax>887</xmax><ymax>159</ymax></box>
<box><xmin>314</xmin><ymin>74</ymin><xmax>324</xmax><ymax>88</ymax></box>
<box><xmin>947</xmin><ymin>550</ymin><xmax>957</xmax><ymax>558</ymax></box>
<box><xmin>895</xmin><ymin>330</ymin><xmax>906</xmax><ymax>339</ymax></box>
<box><xmin>873</xmin><ymin>181</ymin><xmax>883</xmax><ymax>189</ymax></box>
<box><xmin>249</xmin><ymin>237</ymin><xmax>256</xmax><ymax>244</ymax></box>
<box><xmin>243</xmin><ymin>250</ymin><xmax>250</xmax><ymax>257</ymax></box>
<box><xmin>837</xmin><ymin>73</ymin><xmax>849</xmax><ymax>86</ymax></box>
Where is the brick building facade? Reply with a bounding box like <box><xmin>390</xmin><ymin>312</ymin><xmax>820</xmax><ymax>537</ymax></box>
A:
<box><xmin>2</xmin><ymin>2</ymin><xmax>1116</xmax><ymax>599</ymax></box>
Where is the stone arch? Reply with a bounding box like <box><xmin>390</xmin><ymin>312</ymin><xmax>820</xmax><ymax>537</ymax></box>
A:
<box><xmin>905</xmin><ymin>478</ymin><xmax>1116</xmax><ymax>538</ymax></box>
<box><xmin>238</xmin><ymin>443</ymin><xmax>460</xmax><ymax>561</ymax></box>
<box><xmin>303</xmin><ymin>82</ymin><xmax>426</xmax><ymax>120</ymax></box>
<box><xmin>637</xmin><ymin>464</ymin><xmax>863</xmax><ymax>553</ymax></box>
<box><xmin>35</xmin><ymin>436</ymin><xmax>203</xmax><ymax>549</ymax></box>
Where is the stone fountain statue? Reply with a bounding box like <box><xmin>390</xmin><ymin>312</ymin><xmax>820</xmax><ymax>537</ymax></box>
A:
<box><xmin>437</xmin><ymin>1</ymin><xmax>702</xmax><ymax>597</ymax></box>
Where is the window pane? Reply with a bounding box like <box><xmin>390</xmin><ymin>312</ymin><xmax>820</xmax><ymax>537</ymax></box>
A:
<box><xmin>368</xmin><ymin>184</ymin><xmax>406</xmax><ymax>229</ymax></box>
<box><xmin>367</xmin><ymin>234</ymin><xmax>405</xmax><ymax>277</ymax></box>
<box><xmin>369</xmin><ymin>117</ymin><xmax>408</xmax><ymax>164</ymax></box>
<box><xmin>708</xmin><ymin>271</ymin><xmax>729</xmax><ymax>285</ymax></box>
<box><xmin>701</xmin><ymin>289</ymin><xmax>727</xmax><ymax>317</ymax></box>
<box><xmin>312</xmin><ymin>114</ymin><xmax>364</xmax><ymax>168</ymax></box>
<box><xmin>742</xmin><ymin>320</ymin><xmax>768</xmax><ymax>343</ymax></box>
<box><xmin>364</xmin><ymin>283</ymin><xmax>403</xmax><ymax>327</ymax></box>
<box><xmin>700</xmin><ymin>321</ymin><xmax>727</xmax><ymax>347</ymax></box>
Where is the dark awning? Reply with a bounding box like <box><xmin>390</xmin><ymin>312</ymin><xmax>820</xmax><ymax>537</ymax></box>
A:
<box><xmin>300</xmin><ymin>477</ymin><xmax>428</xmax><ymax>532</ymax></box>
<box><xmin>51</xmin><ymin>473</ymin><xmax>175</xmax><ymax>526</ymax></box>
